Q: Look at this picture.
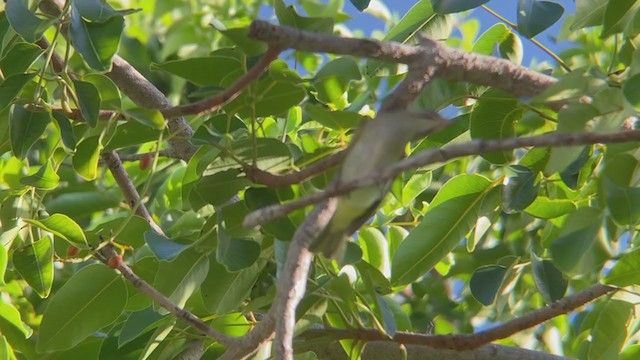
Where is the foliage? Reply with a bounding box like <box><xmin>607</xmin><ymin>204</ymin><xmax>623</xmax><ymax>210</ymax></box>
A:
<box><xmin>0</xmin><ymin>0</ymin><xmax>639</xmax><ymax>359</ymax></box>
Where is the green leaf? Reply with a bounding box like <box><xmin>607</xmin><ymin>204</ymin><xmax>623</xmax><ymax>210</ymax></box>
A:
<box><xmin>23</xmin><ymin>213</ymin><xmax>87</xmax><ymax>246</ymax></box>
<box><xmin>349</xmin><ymin>0</ymin><xmax>371</xmax><ymax>11</ymax></box>
<box><xmin>601</xmin><ymin>0</ymin><xmax>637</xmax><ymax>38</ymax></box>
<box><xmin>469</xmin><ymin>265</ymin><xmax>507</xmax><ymax>305</ymax></box>
<box><xmin>46</xmin><ymin>191</ymin><xmax>121</xmax><ymax>219</ymax></box>
<box><xmin>604</xmin><ymin>181</ymin><xmax>640</xmax><ymax>226</ymax></box>
<box><xmin>0</xmin><ymin>301</ymin><xmax>30</xmax><ymax>339</ymax></box>
<box><xmin>304</xmin><ymin>104</ymin><xmax>366</xmax><ymax>130</ymax></box>
<box><xmin>69</xmin><ymin>11</ymin><xmax>123</xmax><ymax>71</ymax></box>
<box><xmin>391</xmin><ymin>174</ymin><xmax>500</xmax><ymax>285</ymax></box>
<box><xmin>153</xmin><ymin>250</ymin><xmax>209</xmax><ymax>312</ymax></box>
<box><xmin>195</xmin><ymin>169</ymin><xmax>251</xmax><ymax>206</ymax></box>
<box><xmin>603</xmin><ymin>248</ymin><xmax>640</xmax><ymax>287</ymax></box>
<box><xmin>12</xmin><ymin>237</ymin><xmax>53</xmax><ymax>298</ymax></box>
<box><xmin>144</xmin><ymin>231</ymin><xmax>190</xmax><ymax>261</ymax></box>
<box><xmin>502</xmin><ymin>165</ymin><xmax>539</xmax><ymax>213</ymax></box>
<box><xmin>470</xmin><ymin>89</ymin><xmax>521</xmax><ymax>164</ymax></box>
<box><xmin>517</xmin><ymin>0</ymin><xmax>564</xmax><ymax>38</ymax></box>
<box><xmin>20</xmin><ymin>161</ymin><xmax>60</xmax><ymax>190</ymax></box>
<box><xmin>588</xmin><ymin>300</ymin><xmax>633</xmax><ymax>360</ymax></box>
<box><xmin>206</xmin><ymin>137</ymin><xmax>293</xmax><ymax>173</ymax></box>
<box><xmin>533</xmin><ymin>70</ymin><xmax>608</xmax><ymax>103</ymax></box>
<box><xmin>0</xmin><ymin>73</ymin><xmax>36</xmax><ymax>112</ymax></box>
<box><xmin>313</xmin><ymin>58</ymin><xmax>361</xmax><ymax>108</ymax></box>
<box><xmin>472</xmin><ymin>23</ymin><xmax>523</xmax><ymax>64</ymax></box>
<box><xmin>72</xmin><ymin>136</ymin><xmax>103</xmax><ymax>180</ymax></box>
<box><xmin>52</xmin><ymin>112</ymin><xmax>78</xmax><ymax>151</ymax></box>
<box><xmin>549</xmin><ymin>208</ymin><xmax>604</xmax><ymax>273</ymax></box>
<box><xmin>216</xmin><ymin>25</ymin><xmax>268</xmax><ymax>57</ymax></box>
<box><xmin>621</xmin><ymin>345</ymin><xmax>640</xmax><ymax>360</ymax></box>
<box><xmin>224</xmin><ymin>62</ymin><xmax>306</xmax><ymax>117</ymax></box>
<box><xmin>432</xmin><ymin>0</ymin><xmax>490</xmax><ymax>14</ymax></box>
<box><xmin>118</xmin><ymin>307</ymin><xmax>167</xmax><ymax>348</ymax></box>
<box><xmin>10</xmin><ymin>106</ymin><xmax>50</xmax><ymax>159</ymax></box>
<box><xmin>545</xmin><ymin>104</ymin><xmax>599</xmax><ymax>174</ymax></box>
<box><xmin>366</xmin><ymin>0</ymin><xmax>450</xmax><ymax>76</ymax></box>
<box><xmin>359</xmin><ymin>228</ymin><xmax>390</xmax><ymax>277</ymax></box>
<box><xmin>82</xmin><ymin>74</ymin><xmax>122</xmax><ymax>110</ymax></box>
<box><xmin>244</xmin><ymin>187</ymin><xmax>297</xmax><ymax>241</ymax></box>
<box><xmin>0</xmin><ymin>236</ymin><xmax>7</xmax><ymax>285</ymax></box>
<box><xmin>216</xmin><ymin>221</ymin><xmax>260</xmax><ymax>272</ymax></box>
<box><xmin>86</xmin><ymin>215</ymin><xmax>149</xmax><ymax>248</ymax></box>
<box><xmin>623</xmin><ymin>73</ymin><xmax>640</xmax><ymax>110</ymax></box>
<box><xmin>123</xmin><ymin>108</ymin><xmax>165</xmax><ymax>130</ymax></box>
<box><xmin>0</xmin><ymin>42</ymin><xmax>43</xmax><ymax>76</ymax></box>
<box><xmin>525</xmin><ymin>196</ymin><xmax>576</xmax><ymax>218</ymax></box>
<box><xmin>103</xmin><ymin>120</ymin><xmax>160</xmax><ymax>150</ymax></box>
<box><xmin>356</xmin><ymin>260</ymin><xmax>392</xmax><ymax>295</ymax></box>
<box><xmin>274</xmin><ymin>0</ymin><xmax>334</xmax><ymax>33</ymax></box>
<box><xmin>151</xmin><ymin>48</ymin><xmax>244</xmax><ymax>87</ymax></box>
<box><xmin>5</xmin><ymin>0</ymin><xmax>56</xmax><ymax>42</ymax></box>
<box><xmin>37</xmin><ymin>264</ymin><xmax>127</xmax><ymax>352</ymax></box>
<box><xmin>401</xmin><ymin>171</ymin><xmax>432</xmax><ymax>206</ymax></box>
<box><xmin>531</xmin><ymin>256</ymin><xmax>567</xmax><ymax>303</ymax></box>
<box><xmin>201</xmin><ymin>255</ymin><xmax>267</xmax><ymax>314</ymax></box>
<box><xmin>72</xmin><ymin>80</ymin><xmax>101</xmax><ymax>127</ymax></box>
<box><xmin>73</xmin><ymin>0</ymin><xmax>140</xmax><ymax>22</ymax></box>
<box><xmin>572</xmin><ymin>0</ymin><xmax>608</xmax><ymax>30</ymax></box>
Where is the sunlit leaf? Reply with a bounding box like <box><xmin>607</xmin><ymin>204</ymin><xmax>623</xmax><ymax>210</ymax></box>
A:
<box><xmin>23</xmin><ymin>213</ymin><xmax>87</xmax><ymax>246</ymax></box>
<box><xmin>12</xmin><ymin>237</ymin><xmax>53</xmax><ymax>298</ymax></box>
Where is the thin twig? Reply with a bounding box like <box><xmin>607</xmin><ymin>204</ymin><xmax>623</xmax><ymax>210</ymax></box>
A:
<box><xmin>101</xmin><ymin>151</ymin><xmax>164</xmax><ymax>235</ymax></box>
<box><xmin>244</xmin><ymin>150</ymin><xmax>346</xmax><ymax>187</ymax></box>
<box><xmin>162</xmin><ymin>47</ymin><xmax>282</xmax><ymax>118</ymax></box>
<box><xmin>244</xmin><ymin>129</ymin><xmax>640</xmax><ymax>227</ymax></box>
<box><xmin>97</xmin><ymin>245</ymin><xmax>238</xmax><ymax>347</ymax></box>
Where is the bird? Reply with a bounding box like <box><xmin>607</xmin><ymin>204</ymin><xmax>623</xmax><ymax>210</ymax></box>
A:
<box><xmin>310</xmin><ymin>110</ymin><xmax>449</xmax><ymax>260</ymax></box>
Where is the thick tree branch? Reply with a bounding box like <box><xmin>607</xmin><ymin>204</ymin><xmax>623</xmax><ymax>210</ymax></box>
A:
<box><xmin>244</xmin><ymin>129</ymin><xmax>640</xmax><ymax>227</ymax></box>
<box><xmin>302</xmin><ymin>284</ymin><xmax>615</xmax><ymax>351</ymax></box>
<box><xmin>274</xmin><ymin>198</ymin><xmax>338</xmax><ymax>360</ymax></box>
<box><xmin>219</xmin><ymin>199</ymin><xmax>339</xmax><ymax>360</ymax></box>
<box><xmin>106</xmin><ymin>56</ymin><xmax>197</xmax><ymax>161</ymax></box>
<box><xmin>248</xmin><ymin>20</ymin><xmax>556</xmax><ymax>98</ymax></box>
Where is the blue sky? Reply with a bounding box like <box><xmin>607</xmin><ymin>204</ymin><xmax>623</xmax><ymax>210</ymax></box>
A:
<box><xmin>342</xmin><ymin>0</ymin><xmax>575</xmax><ymax>66</ymax></box>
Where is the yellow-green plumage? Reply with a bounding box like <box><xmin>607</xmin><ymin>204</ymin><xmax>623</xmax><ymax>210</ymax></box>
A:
<box><xmin>310</xmin><ymin>110</ymin><xmax>448</xmax><ymax>260</ymax></box>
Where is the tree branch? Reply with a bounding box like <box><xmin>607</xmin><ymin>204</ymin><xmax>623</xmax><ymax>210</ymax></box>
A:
<box><xmin>101</xmin><ymin>151</ymin><xmax>164</xmax><ymax>235</ymax></box>
<box><xmin>274</xmin><ymin>198</ymin><xmax>338</xmax><ymax>360</ymax></box>
<box><xmin>248</xmin><ymin>20</ymin><xmax>556</xmax><ymax>98</ymax></box>
<box><xmin>302</xmin><ymin>284</ymin><xmax>614</xmax><ymax>351</ymax></box>
<box><xmin>244</xmin><ymin>150</ymin><xmax>346</xmax><ymax>187</ymax></box>
<box><xmin>244</xmin><ymin>129</ymin><xmax>640</xmax><ymax>227</ymax></box>
<box><xmin>97</xmin><ymin>245</ymin><xmax>238</xmax><ymax>348</ymax></box>
<box><xmin>161</xmin><ymin>47</ymin><xmax>282</xmax><ymax>118</ymax></box>
<box><xmin>106</xmin><ymin>56</ymin><xmax>197</xmax><ymax>161</ymax></box>
<box><xmin>303</xmin><ymin>341</ymin><xmax>573</xmax><ymax>360</ymax></box>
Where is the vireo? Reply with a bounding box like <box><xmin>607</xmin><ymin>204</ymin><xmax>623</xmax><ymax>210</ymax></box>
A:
<box><xmin>310</xmin><ymin>110</ymin><xmax>448</xmax><ymax>260</ymax></box>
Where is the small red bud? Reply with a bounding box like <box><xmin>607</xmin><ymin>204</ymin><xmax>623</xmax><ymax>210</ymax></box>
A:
<box><xmin>67</xmin><ymin>246</ymin><xmax>81</xmax><ymax>257</ymax></box>
<box><xmin>108</xmin><ymin>255</ymin><xmax>123</xmax><ymax>269</ymax></box>
<box><xmin>139</xmin><ymin>153</ymin><xmax>153</xmax><ymax>170</ymax></box>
